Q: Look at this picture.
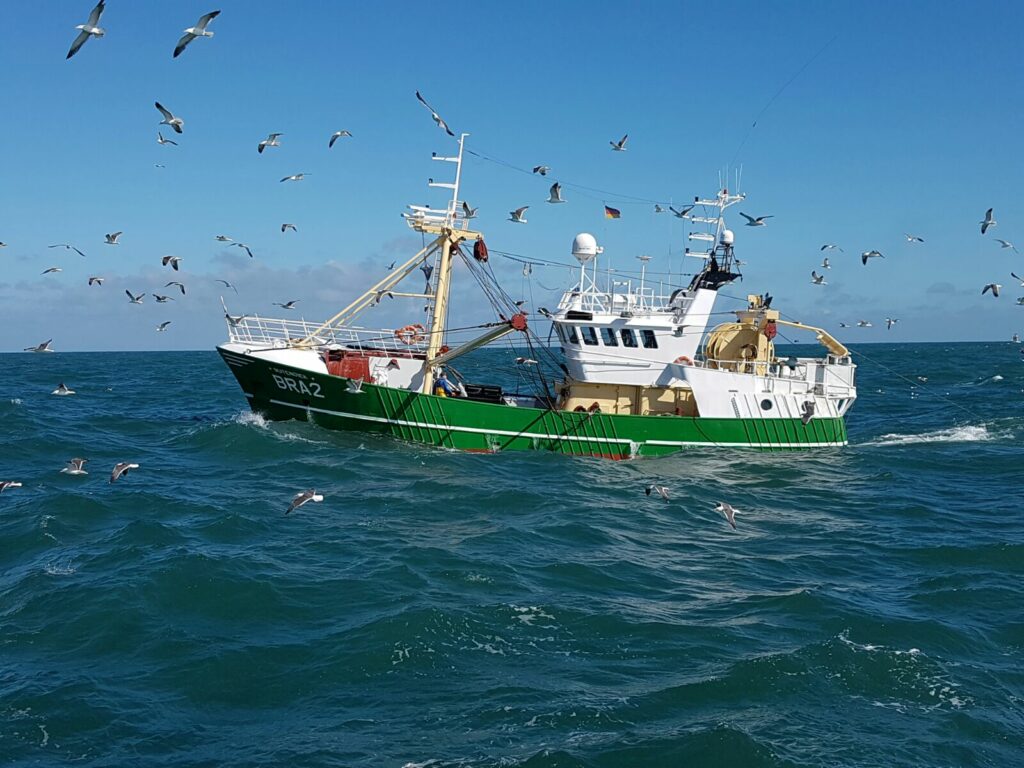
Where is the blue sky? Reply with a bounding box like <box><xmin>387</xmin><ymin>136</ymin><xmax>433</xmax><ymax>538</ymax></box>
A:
<box><xmin>1</xmin><ymin>1</ymin><xmax>1021</xmax><ymax>351</ymax></box>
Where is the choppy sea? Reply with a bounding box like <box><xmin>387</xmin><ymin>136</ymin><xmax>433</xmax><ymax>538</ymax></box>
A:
<box><xmin>2</xmin><ymin>343</ymin><xmax>1023</xmax><ymax>767</ymax></box>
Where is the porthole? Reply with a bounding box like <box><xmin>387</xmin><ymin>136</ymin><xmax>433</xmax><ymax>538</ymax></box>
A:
<box><xmin>760</xmin><ymin>399</ymin><xmax>773</xmax><ymax>411</ymax></box>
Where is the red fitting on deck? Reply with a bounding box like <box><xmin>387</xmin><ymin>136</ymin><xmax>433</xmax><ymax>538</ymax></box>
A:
<box><xmin>510</xmin><ymin>312</ymin><xmax>528</xmax><ymax>331</ymax></box>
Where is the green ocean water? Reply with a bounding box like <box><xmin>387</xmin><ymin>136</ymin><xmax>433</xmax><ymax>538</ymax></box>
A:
<box><xmin>1</xmin><ymin>343</ymin><xmax>1023</xmax><ymax>766</ymax></box>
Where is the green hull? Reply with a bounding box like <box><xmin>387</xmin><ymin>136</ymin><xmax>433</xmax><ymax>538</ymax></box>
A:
<box><xmin>219</xmin><ymin>348</ymin><xmax>848</xmax><ymax>458</ymax></box>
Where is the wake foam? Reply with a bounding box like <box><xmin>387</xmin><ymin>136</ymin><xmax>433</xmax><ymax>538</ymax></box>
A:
<box><xmin>232</xmin><ymin>410</ymin><xmax>268</xmax><ymax>429</ymax></box>
<box><xmin>868</xmin><ymin>425</ymin><xmax>993</xmax><ymax>446</ymax></box>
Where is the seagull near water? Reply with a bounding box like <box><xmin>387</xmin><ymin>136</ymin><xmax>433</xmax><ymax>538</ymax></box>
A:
<box><xmin>645</xmin><ymin>484</ymin><xmax>669</xmax><ymax>501</ymax></box>
<box><xmin>109</xmin><ymin>462</ymin><xmax>139</xmax><ymax>483</ymax></box>
<box><xmin>886</xmin><ymin>318</ymin><xmax>899</xmax><ymax>330</ymax></box>
<box><xmin>286</xmin><ymin>489</ymin><xmax>324</xmax><ymax>515</ymax></box>
<box><xmin>345</xmin><ymin>378</ymin><xmax>364</xmax><ymax>394</ymax></box>
<box><xmin>173</xmin><ymin>10</ymin><xmax>220</xmax><ymax>58</ymax></box>
<box><xmin>740</xmin><ymin>212</ymin><xmax>772</xmax><ymax>226</ymax></box>
<box><xmin>414</xmin><ymin>91</ymin><xmax>455</xmax><ymax>137</ymax></box>
<box><xmin>980</xmin><ymin>208</ymin><xmax>996</xmax><ymax>235</ymax></box>
<box><xmin>155</xmin><ymin>102</ymin><xmax>184</xmax><ymax>134</ymax></box>
<box><xmin>811</xmin><ymin>270</ymin><xmax>827</xmax><ymax>285</ymax></box>
<box><xmin>66</xmin><ymin>0</ymin><xmax>106</xmax><ymax>60</ymax></box>
<box><xmin>610</xmin><ymin>134</ymin><xmax>629</xmax><ymax>151</ymax></box>
<box><xmin>52</xmin><ymin>382</ymin><xmax>76</xmax><ymax>396</ymax></box>
<box><xmin>328</xmin><ymin>130</ymin><xmax>352</xmax><ymax>148</ymax></box>
<box><xmin>857</xmin><ymin>320</ymin><xmax>873</xmax><ymax>327</ymax></box>
<box><xmin>861</xmin><ymin>250</ymin><xmax>884</xmax><ymax>265</ymax></box>
<box><xmin>258</xmin><ymin>133</ymin><xmax>282</xmax><ymax>154</ymax></box>
<box><xmin>509</xmin><ymin>206</ymin><xmax>529</xmax><ymax>224</ymax></box>
<box><xmin>715</xmin><ymin>502</ymin><xmax>738</xmax><ymax>530</ymax></box>
<box><xmin>61</xmin><ymin>458</ymin><xmax>89</xmax><ymax>476</ymax></box>
<box><xmin>0</xmin><ymin>481</ymin><xmax>23</xmax><ymax>494</ymax></box>
<box><xmin>982</xmin><ymin>283</ymin><xmax>1001</xmax><ymax>297</ymax></box>
<box><xmin>547</xmin><ymin>182</ymin><xmax>565</xmax><ymax>204</ymax></box>
<box><xmin>25</xmin><ymin>339</ymin><xmax>54</xmax><ymax>353</ymax></box>
<box><xmin>104</xmin><ymin>231</ymin><xmax>122</xmax><ymax>245</ymax></box>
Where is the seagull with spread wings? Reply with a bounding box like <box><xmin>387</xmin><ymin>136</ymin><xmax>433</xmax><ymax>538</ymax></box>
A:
<box><xmin>66</xmin><ymin>1</ymin><xmax>106</xmax><ymax>60</ymax></box>
<box><xmin>414</xmin><ymin>91</ymin><xmax>455</xmax><ymax>137</ymax></box>
<box><xmin>155</xmin><ymin>102</ymin><xmax>184</xmax><ymax>134</ymax></box>
<box><xmin>329</xmin><ymin>130</ymin><xmax>352</xmax><ymax>148</ymax></box>
<box><xmin>173</xmin><ymin>10</ymin><xmax>220</xmax><ymax>58</ymax></box>
<box><xmin>610</xmin><ymin>134</ymin><xmax>628</xmax><ymax>151</ymax></box>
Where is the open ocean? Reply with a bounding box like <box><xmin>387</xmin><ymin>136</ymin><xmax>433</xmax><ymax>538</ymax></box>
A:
<box><xmin>2</xmin><ymin>342</ymin><xmax>1023</xmax><ymax>767</ymax></box>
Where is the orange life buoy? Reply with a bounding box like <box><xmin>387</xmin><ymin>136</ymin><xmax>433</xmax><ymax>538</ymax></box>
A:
<box><xmin>673</xmin><ymin>355</ymin><xmax>693</xmax><ymax>366</ymax></box>
<box><xmin>394</xmin><ymin>323</ymin><xmax>426</xmax><ymax>345</ymax></box>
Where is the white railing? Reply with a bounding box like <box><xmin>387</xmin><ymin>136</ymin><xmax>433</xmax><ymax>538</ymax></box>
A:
<box><xmin>692</xmin><ymin>356</ymin><xmax>856</xmax><ymax>398</ymax></box>
<box><xmin>226</xmin><ymin>315</ymin><xmax>424</xmax><ymax>351</ymax></box>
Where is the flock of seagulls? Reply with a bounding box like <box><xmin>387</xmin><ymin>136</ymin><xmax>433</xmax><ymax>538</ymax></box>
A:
<box><xmin>644</xmin><ymin>484</ymin><xmax>739</xmax><ymax>530</ymax></box>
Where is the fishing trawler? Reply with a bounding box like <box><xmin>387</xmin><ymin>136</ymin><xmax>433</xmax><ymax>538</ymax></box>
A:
<box><xmin>218</xmin><ymin>136</ymin><xmax>857</xmax><ymax>457</ymax></box>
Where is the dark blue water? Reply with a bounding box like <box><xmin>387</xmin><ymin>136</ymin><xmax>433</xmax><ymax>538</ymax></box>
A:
<box><xmin>2</xmin><ymin>344</ymin><xmax>1023</xmax><ymax>767</ymax></box>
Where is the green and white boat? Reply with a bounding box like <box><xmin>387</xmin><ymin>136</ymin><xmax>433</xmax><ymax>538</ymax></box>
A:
<box><xmin>218</xmin><ymin>136</ymin><xmax>856</xmax><ymax>458</ymax></box>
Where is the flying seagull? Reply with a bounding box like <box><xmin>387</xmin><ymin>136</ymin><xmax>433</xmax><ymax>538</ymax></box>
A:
<box><xmin>48</xmin><ymin>243</ymin><xmax>86</xmax><ymax>257</ymax></box>
<box><xmin>232</xmin><ymin>242</ymin><xmax>254</xmax><ymax>258</ymax></box>
<box><xmin>740</xmin><ymin>212</ymin><xmax>772</xmax><ymax>226</ymax></box>
<box><xmin>982</xmin><ymin>283</ymin><xmax>1001</xmax><ymax>297</ymax></box>
<box><xmin>215</xmin><ymin>234</ymin><xmax>233</xmax><ymax>242</ymax></box>
<box><xmin>1011</xmin><ymin>272</ymin><xmax>1024</xmax><ymax>286</ymax></box>
<box><xmin>886</xmin><ymin>318</ymin><xmax>899</xmax><ymax>330</ymax></box>
<box><xmin>861</xmin><ymin>250</ymin><xmax>884</xmax><ymax>265</ymax></box>
<box><xmin>104</xmin><ymin>231</ymin><xmax>122</xmax><ymax>245</ymax></box>
<box><xmin>42</xmin><ymin>267</ymin><xmax>63</xmax><ymax>275</ymax></box>
<box><xmin>165</xmin><ymin>281</ymin><xmax>186</xmax><ymax>295</ymax></box>
<box><xmin>125</xmin><ymin>290</ymin><xmax>145</xmax><ymax>304</ymax></box>
<box><xmin>52</xmin><ymin>382</ymin><xmax>76</xmax><ymax>396</ymax></box>
<box><xmin>161</xmin><ymin>255</ymin><xmax>182</xmax><ymax>270</ymax></box>
<box><xmin>281</xmin><ymin>223</ymin><xmax>297</xmax><ymax>233</ymax></box>
<box><xmin>670</xmin><ymin>205</ymin><xmax>694</xmax><ymax>219</ymax></box>
<box><xmin>328</xmin><ymin>130</ymin><xmax>352</xmax><ymax>148</ymax></box>
<box><xmin>515</xmin><ymin>357</ymin><xmax>538</xmax><ymax>365</ymax></box>
<box><xmin>345</xmin><ymin>378</ymin><xmax>364</xmax><ymax>394</ymax></box>
<box><xmin>645</xmin><ymin>484</ymin><xmax>669</xmax><ymax>501</ymax></box>
<box><xmin>654</xmin><ymin>204</ymin><xmax>665</xmax><ymax>213</ymax></box>
<box><xmin>156</xmin><ymin>321</ymin><xmax>172</xmax><ymax>332</ymax></box>
<box><xmin>821</xmin><ymin>257</ymin><xmax>831</xmax><ymax>269</ymax></box>
<box><xmin>509</xmin><ymin>206</ymin><xmax>529</xmax><ymax>224</ymax></box>
<box><xmin>811</xmin><ymin>270</ymin><xmax>827</xmax><ymax>285</ymax></box>
<box><xmin>414</xmin><ymin>91</ymin><xmax>455</xmax><ymax>137</ymax></box>
<box><xmin>821</xmin><ymin>243</ymin><xmax>844</xmax><ymax>252</ymax></box>
<box><xmin>532</xmin><ymin>165</ymin><xmax>550</xmax><ymax>176</ymax></box>
<box><xmin>610</xmin><ymin>134</ymin><xmax>628</xmax><ymax>151</ymax></box>
<box><xmin>61</xmin><ymin>458</ymin><xmax>88</xmax><ymax>476</ymax></box>
<box><xmin>224</xmin><ymin>312</ymin><xmax>250</xmax><ymax>326</ymax></box>
<box><xmin>88</xmin><ymin>276</ymin><xmax>104</xmax><ymax>286</ymax></box>
<box><xmin>274</xmin><ymin>300</ymin><xmax>299</xmax><ymax>310</ymax></box>
<box><xmin>286</xmin><ymin>489</ymin><xmax>324</xmax><ymax>515</ymax></box>
<box><xmin>109</xmin><ymin>462</ymin><xmax>139</xmax><ymax>483</ymax></box>
<box><xmin>800</xmin><ymin>400</ymin><xmax>816</xmax><ymax>425</ymax></box>
<box><xmin>547</xmin><ymin>182</ymin><xmax>565</xmax><ymax>204</ymax></box>
<box><xmin>838</xmin><ymin>322</ymin><xmax>850</xmax><ymax>328</ymax></box>
<box><xmin>904</xmin><ymin>233</ymin><xmax>925</xmax><ymax>243</ymax></box>
<box><xmin>856</xmin><ymin>320</ymin><xmax>872</xmax><ymax>327</ymax></box>
<box><xmin>980</xmin><ymin>208</ymin><xmax>996</xmax><ymax>235</ymax></box>
<box><xmin>1017</xmin><ymin>297</ymin><xmax>1024</xmax><ymax>306</ymax></box>
<box><xmin>66</xmin><ymin>0</ymin><xmax>106</xmax><ymax>60</ymax></box>
<box><xmin>214</xmin><ymin>279</ymin><xmax>238</xmax><ymax>293</ymax></box>
<box><xmin>173</xmin><ymin>10</ymin><xmax>220</xmax><ymax>58</ymax></box>
<box><xmin>280</xmin><ymin>173</ymin><xmax>307</xmax><ymax>183</ymax></box>
<box><xmin>157</xmin><ymin>132</ymin><xmax>178</xmax><ymax>146</ymax></box>
<box><xmin>0</xmin><ymin>481</ymin><xmax>22</xmax><ymax>493</ymax></box>
<box><xmin>258</xmin><ymin>133</ymin><xmax>282</xmax><ymax>154</ymax></box>
<box><xmin>461</xmin><ymin>201</ymin><xmax>478</xmax><ymax>219</ymax></box>
<box><xmin>155</xmin><ymin>102</ymin><xmax>184</xmax><ymax>134</ymax></box>
<box><xmin>715</xmin><ymin>502</ymin><xmax>738</xmax><ymax>530</ymax></box>
<box><xmin>153</xmin><ymin>294</ymin><xmax>175</xmax><ymax>303</ymax></box>
<box><xmin>995</xmin><ymin>239</ymin><xmax>1018</xmax><ymax>253</ymax></box>
<box><xmin>24</xmin><ymin>339</ymin><xmax>54</xmax><ymax>353</ymax></box>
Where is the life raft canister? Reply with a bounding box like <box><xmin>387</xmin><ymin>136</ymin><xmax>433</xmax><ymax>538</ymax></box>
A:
<box><xmin>473</xmin><ymin>238</ymin><xmax>489</xmax><ymax>263</ymax></box>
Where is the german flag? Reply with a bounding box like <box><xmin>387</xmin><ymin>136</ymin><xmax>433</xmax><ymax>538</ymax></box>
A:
<box><xmin>604</xmin><ymin>205</ymin><xmax>621</xmax><ymax>219</ymax></box>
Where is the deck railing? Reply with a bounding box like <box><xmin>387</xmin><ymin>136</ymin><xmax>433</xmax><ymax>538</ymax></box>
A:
<box><xmin>226</xmin><ymin>315</ymin><xmax>424</xmax><ymax>350</ymax></box>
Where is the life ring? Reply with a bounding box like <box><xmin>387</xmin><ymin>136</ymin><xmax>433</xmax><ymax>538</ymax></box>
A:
<box><xmin>394</xmin><ymin>323</ymin><xmax>426</xmax><ymax>344</ymax></box>
<box><xmin>673</xmin><ymin>355</ymin><xmax>693</xmax><ymax>366</ymax></box>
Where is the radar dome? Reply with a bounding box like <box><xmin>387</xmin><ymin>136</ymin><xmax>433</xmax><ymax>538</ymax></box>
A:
<box><xmin>572</xmin><ymin>233</ymin><xmax>600</xmax><ymax>263</ymax></box>
<box><xmin>720</xmin><ymin>229</ymin><xmax>735</xmax><ymax>246</ymax></box>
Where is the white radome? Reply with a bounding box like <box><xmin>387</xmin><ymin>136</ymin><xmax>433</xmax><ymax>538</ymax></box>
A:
<box><xmin>720</xmin><ymin>229</ymin><xmax>735</xmax><ymax>246</ymax></box>
<box><xmin>572</xmin><ymin>233</ymin><xmax>601</xmax><ymax>263</ymax></box>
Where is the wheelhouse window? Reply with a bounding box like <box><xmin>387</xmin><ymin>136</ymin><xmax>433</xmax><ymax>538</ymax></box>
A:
<box><xmin>620</xmin><ymin>328</ymin><xmax>637</xmax><ymax>347</ymax></box>
<box><xmin>567</xmin><ymin>325</ymin><xmax>579</xmax><ymax>344</ymax></box>
<box><xmin>581</xmin><ymin>327</ymin><xmax>598</xmax><ymax>346</ymax></box>
<box><xmin>641</xmin><ymin>329</ymin><xmax>658</xmax><ymax>349</ymax></box>
<box><xmin>601</xmin><ymin>327</ymin><xmax>619</xmax><ymax>347</ymax></box>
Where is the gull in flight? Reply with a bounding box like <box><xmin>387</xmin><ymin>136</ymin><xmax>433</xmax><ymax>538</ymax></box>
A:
<box><xmin>982</xmin><ymin>283</ymin><xmax>1001</xmax><ymax>297</ymax></box>
<box><xmin>329</xmin><ymin>130</ymin><xmax>352</xmax><ymax>148</ymax></box>
<box><xmin>126</xmin><ymin>290</ymin><xmax>145</xmax><ymax>304</ymax></box>
<box><xmin>49</xmin><ymin>243</ymin><xmax>86</xmax><ymax>257</ymax></box>
<box><xmin>856</xmin><ymin>320</ymin><xmax>872</xmax><ymax>327</ymax></box>
<box><xmin>286</xmin><ymin>489</ymin><xmax>324</xmax><ymax>515</ymax></box>
<box><xmin>155</xmin><ymin>102</ymin><xmax>184</xmax><ymax>134</ymax></box>
<box><xmin>66</xmin><ymin>0</ymin><xmax>106</xmax><ymax>60</ymax></box>
<box><xmin>156</xmin><ymin>321</ymin><xmax>172</xmax><ymax>332</ymax></box>
<box><xmin>886</xmin><ymin>318</ymin><xmax>899</xmax><ymax>330</ymax></box>
<box><xmin>509</xmin><ymin>206</ymin><xmax>529</xmax><ymax>224</ymax></box>
<box><xmin>88</xmin><ymin>276</ymin><xmax>104</xmax><ymax>286</ymax></box>
<box><xmin>61</xmin><ymin>458</ymin><xmax>89</xmax><ymax>476</ymax></box>
<box><xmin>461</xmin><ymin>201</ymin><xmax>478</xmax><ymax>219</ymax></box>
<box><xmin>52</xmin><ymin>382</ymin><xmax>76</xmax><ymax>396</ymax></box>
<box><xmin>861</xmin><ymin>250</ymin><xmax>884</xmax><ymax>265</ymax></box>
<box><xmin>232</xmin><ymin>242</ymin><xmax>254</xmax><ymax>258</ymax></box>
<box><xmin>104</xmin><ymin>231</ymin><xmax>122</xmax><ymax>245</ymax></box>
<box><xmin>1011</xmin><ymin>272</ymin><xmax>1024</xmax><ymax>286</ymax></box>
<box><xmin>715</xmin><ymin>502</ymin><xmax>738</xmax><ymax>530</ymax></box>
<box><xmin>224</xmin><ymin>312</ymin><xmax>250</xmax><ymax>327</ymax></box>
<box><xmin>670</xmin><ymin>205</ymin><xmax>694</xmax><ymax>219</ymax></box>
<box><xmin>800</xmin><ymin>400</ymin><xmax>816</xmax><ymax>425</ymax></box>
<box><xmin>811</xmin><ymin>270</ymin><xmax>827</xmax><ymax>285</ymax></box>
<box><xmin>838</xmin><ymin>322</ymin><xmax>850</xmax><ymax>328</ymax></box>
<box><xmin>654</xmin><ymin>204</ymin><xmax>664</xmax><ymax>213</ymax></box>
<box><xmin>157</xmin><ymin>132</ymin><xmax>178</xmax><ymax>146</ymax></box>
<box><xmin>904</xmin><ymin>233</ymin><xmax>924</xmax><ymax>243</ymax></box>
<box><xmin>165</xmin><ymin>281</ymin><xmax>186</xmax><ymax>295</ymax></box>
<box><xmin>610</xmin><ymin>134</ymin><xmax>629</xmax><ymax>151</ymax></box>
<box><xmin>109</xmin><ymin>462</ymin><xmax>139</xmax><ymax>483</ymax></box>
<box><xmin>24</xmin><ymin>339</ymin><xmax>54</xmax><ymax>353</ymax></box>
<box><xmin>414</xmin><ymin>91</ymin><xmax>455</xmax><ymax>137</ymax></box>
<box><xmin>821</xmin><ymin>243</ymin><xmax>844</xmax><ymax>252</ymax></box>
<box><xmin>740</xmin><ymin>212</ymin><xmax>772</xmax><ymax>227</ymax></box>
<box><xmin>645</xmin><ymin>484</ymin><xmax>669</xmax><ymax>501</ymax></box>
<box><xmin>345</xmin><ymin>378</ymin><xmax>364</xmax><ymax>394</ymax></box>
<box><xmin>515</xmin><ymin>357</ymin><xmax>538</xmax><ymax>365</ymax></box>
<box><xmin>995</xmin><ymin>239</ymin><xmax>1018</xmax><ymax>253</ymax></box>
<box><xmin>0</xmin><ymin>481</ymin><xmax>22</xmax><ymax>493</ymax></box>
<box><xmin>1017</xmin><ymin>297</ymin><xmax>1024</xmax><ymax>306</ymax></box>
<box><xmin>532</xmin><ymin>165</ymin><xmax>550</xmax><ymax>176</ymax></box>
<box><xmin>547</xmin><ymin>182</ymin><xmax>565</xmax><ymax>204</ymax></box>
<box><xmin>258</xmin><ymin>133</ymin><xmax>282</xmax><ymax>154</ymax></box>
<box><xmin>42</xmin><ymin>267</ymin><xmax>63</xmax><ymax>275</ymax></box>
<box><xmin>173</xmin><ymin>10</ymin><xmax>220</xmax><ymax>58</ymax></box>
<box><xmin>821</xmin><ymin>257</ymin><xmax>831</xmax><ymax>269</ymax></box>
<box><xmin>274</xmin><ymin>300</ymin><xmax>299</xmax><ymax>310</ymax></box>
<box><xmin>161</xmin><ymin>255</ymin><xmax>182</xmax><ymax>270</ymax></box>
<box><xmin>281</xmin><ymin>223</ymin><xmax>297</xmax><ymax>233</ymax></box>
<box><xmin>280</xmin><ymin>173</ymin><xmax>308</xmax><ymax>183</ymax></box>
<box><xmin>980</xmin><ymin>208</ymin><xmax>996</xmax><ymax>235</ymax></box>
<box><xmin>215</xmin><ymin>234</ymin><xmax>233</xmax><ymax>242</ymax></box>
<box><xmin>153</xmin><ymin>294</ymin><xmax>175</xmax><ymax>303</ymax></box>
<box><xmin>215</xmin><ymin>279</ymin><xmax>237</xmax><ymax>293</ymax></box>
